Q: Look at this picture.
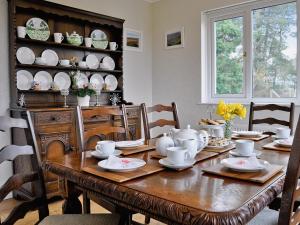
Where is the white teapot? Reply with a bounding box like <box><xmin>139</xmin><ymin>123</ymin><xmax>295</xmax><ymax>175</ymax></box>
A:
<box><xmin>155</xmin><ymin>133</ymin><xmax>174</xmax><ymax>156</ymax></box>
<box><xmin>170</xmin><ymin>125</ymin><xmax>209</xmax><ymax>150</ymax></box>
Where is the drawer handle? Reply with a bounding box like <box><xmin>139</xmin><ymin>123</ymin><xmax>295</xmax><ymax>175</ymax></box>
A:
<box><xmin>51</xmin><ymin>117</ymin><xmax>57</xmax><ymax>121</ymax></box>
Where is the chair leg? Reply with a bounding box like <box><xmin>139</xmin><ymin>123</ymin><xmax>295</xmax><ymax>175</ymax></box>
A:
<box><xmin>82</xmin><ymin>191</ymin><xmax>91</xmax><ymax>214</ymax></box>
<box><xmin>144</xmin><ymin>215</ymin><xmax>151</xmax><ymax>224</ymax></box>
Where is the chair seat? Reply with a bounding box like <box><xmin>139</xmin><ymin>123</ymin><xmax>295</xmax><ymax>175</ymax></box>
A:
<box><xmin>247</xmin><ymin>208</ymin><xmax>278</xmax><ymax>225</ymax></box>
<box><xmin>39</xmin><ymin>214</ymin><xmax>120</xmax><ymax>225</ymax></box>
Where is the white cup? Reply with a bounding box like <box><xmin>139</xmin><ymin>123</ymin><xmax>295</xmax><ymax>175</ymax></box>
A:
<box><xmin>54</xmin><ymin>33</ymin><xmax>64</xmax><ymax>43</ymax></box>
<box><xmin>59</xmin><ymin>59</ymin><xmax>70</xmax><ymax>66</ymax></box>
<box><xmin>212</xmin><ymin>127</ymin><xmax>224</xmax><ymax>138</ymax></box>
<box><xmin>35</xmin><ymin>57</ymin><xmax>46</xmax><ymax>65</ymax></box>
<box><xmin>235</xmin><ymin>140</ymin><xmax>254</xmax><ymax>156</ymax></box>
<box><xmin>177</xmin><ymin>139</ymin><xmax>198</xmax><ymax>158</ymax></box>
<box><xmin>78</xmin><ymin>61</ymin><xmax>87</xmax><ymax>68</ymax></box>
<box><xmin>17</xmin><ymin>26</ymin><xmax>26</xmax><ymax>38</ymax></box>
<box><xmin>276</xmin><ymin>128</ymin><xmax>290</xmax><ymax>139</ymax></box>
<box><xmin>96</xmin><ymin>140</ymin><xmax>115</xmax><ymax>156</ymax></box>
<box><xmin>109</xmin><ymin>42</ymin><xmax>118</xmax><ymax>51</ymax></box>
<box><xmin>84</xmin><ymin>37</ymin><xmax>92</xmax><ymax>47</ymax></box>
<box><xmin>166</xmin><ymin>147</ymin><xmax>192</xmax><ymax>165</ymax></box>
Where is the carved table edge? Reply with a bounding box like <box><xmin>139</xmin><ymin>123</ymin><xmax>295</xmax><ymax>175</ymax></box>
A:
<box><xmin>43</xmin><ymin>161</ymin><xmax>285</xmax><ymax>225</ymax></box>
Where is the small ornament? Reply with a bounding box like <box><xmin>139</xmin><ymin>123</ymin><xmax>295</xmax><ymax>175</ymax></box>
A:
<box><xmin>60</xmin><ymin>89</ymin><xmax>69</xmax><ymax>108</ymax></box>
<box><xmin>18</xmin><ymin>93</ymin><xmax>26</xmax><ymax>107</ymax></box>
<box><xmin>109</xmin><ymin>93</ymin><xmax>121</xmax><ymax>106</ymax></box>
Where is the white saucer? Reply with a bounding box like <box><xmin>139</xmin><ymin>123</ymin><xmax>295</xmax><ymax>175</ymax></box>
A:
<box><xmin>229</xmin><ymin>150</ymin><xmax>262</xmax><ymax>157</ymax></box>
<box><xmin>271</xmin><ymin>135</ymin><xmax>289</xmax><ymax>140</ymax></box>
<box><xmin>91</xmin><ymin>150</ymin><xmax>122</xmax><ymax>159</ymax></box>
<box><xmin>159</xmin><ymin>158</ymin><xmax>196</xmax><ymax>170</ymax></box>
<box><xmin>60</xmin><ymin>64</ymin><xmax>72</xmax><ymax>67</ymax></box>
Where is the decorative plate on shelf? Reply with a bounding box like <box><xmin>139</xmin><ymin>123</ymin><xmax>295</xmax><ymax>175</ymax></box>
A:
<box><xmin>73</xmin><ymin>73</ymin><xmax>89</xmax><ymax>88</ymax></box>
<box><xmin>26</xmin><ymin>17</ymin><xmax>50</xmax><ymax>41</ymax></box>
<box><xmin>34</xmin><ymin>71</ymin><xmax>53</xmax><ymax>90</ymax></box>
<box><xmin>86</xmin><ymin>54</ymin><xmax>99</xmax><ymax>69</ymax></box>
<box><xmin>105</xmin><ymin>74</ymin><xmax>118</xmax><ymax>91</ymax></box>
<box><xmin>17</xmin><ymin>70</ymin><xmax>33</xmax><ymax>90</ymax></box>
<box><xmin>101</xmin><ymin>56</ymin><xmax>115</xmax><ymax>70</ymax></box>
<box><xmin>54</xmin><ymin>72</ymin><xmax>71</xmax><ymax>90</ymax></box>
<box><xmin>90</xmin><ymin>73</ymin><xmax>104</xmax><ymax>90</ymax></box>
<box><xmin>91</xmin><ymin>29</ymin><xmax>108</xmax><ymax>49</ymax></box>
<box><xmin>16</xmin><ymin>47</ymin><xmax>35</xmax><ymax>65</ymax></box>
<box><xmin>41</xmin><ymin>49</ymin><xmax>59</xmax><ymax>66</ymax></box>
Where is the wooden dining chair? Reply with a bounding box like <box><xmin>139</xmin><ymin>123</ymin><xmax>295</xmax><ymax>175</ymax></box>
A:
<box><xmin>141</xmin><ymin>102</ymin><xmax>180</xmax><ymax>140</ymax></box>
<box><xmin>248</xmin><ymin>115</ymin><xmax>300</xmax><ymax>225</ymax></box>
<box><xmin>0</xmin><ymin>112</ymin><xmax>121</xmax><ymax>225</ymax></box>
<box><xmin>75</xmin><ymin>106</ymin><xmax>130</xmax><ymax>215</ymax></box>
<box><xmin>248</xmin><ymin>102</ymin><xmax>295</xmax><ymax>135</ymax></box>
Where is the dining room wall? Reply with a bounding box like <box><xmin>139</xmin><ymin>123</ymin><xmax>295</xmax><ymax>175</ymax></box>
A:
<box><xmin>0</xmin><ymin>0</ymin><xmax>153</xmax><ymax>197</ymax></box>
<box><xmin>151</xmin><ymin>0</ymin><xmax>300</xmax><ymax>132</ymax></box>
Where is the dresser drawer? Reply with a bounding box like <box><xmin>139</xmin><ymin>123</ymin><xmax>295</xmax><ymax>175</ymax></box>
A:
<box><xmin>34</xmin><ymin>111</ymin><xmax>73</xmax><ymax>125</ymax></box>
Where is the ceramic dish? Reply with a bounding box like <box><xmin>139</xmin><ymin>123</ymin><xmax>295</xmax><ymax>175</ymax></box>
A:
<box><xmin>274</xmin><ymin>139</ymin><xmax>293</xmax><ymax>148</ymax></box>
<box><xmin>206</xmin><ymin>138</ymin><xmax>231</xmax><ymax>149</ymax></box>
<box><xmin>229</xmin><ymin>150</ymin><xmax>262</xmax><ymax>157</ymax></box>
<box><xmin>91</xmin><ymin>150</ymin><xmax>122</xmax><ymax>159</ymax></box>
<box><xmin>101</xmin><ymin>56</ymin><xmax>115</xmax><ymax>70</ymax></box>
<box><xmin>159</xmin><ymin>158</ymin><xmax>196</xmax><ymax>170</ymax></box>
<box><xmin>98</xmin><ymin>157</ymin><xmax>146</xmax><ymax>172</ymax></box>
<box><xmin>221</xmin><ymin>157</ymin><xmax>269</xmax><ymax>172</ymax></box>
<box><xmin>16</xmin><ymin>70</ymin><xmax>33</xmax><ymax>90</ymax></box>
<box><xmin>34</xmin><ymin>71</ymin><xmax>53</xmax><ymax>90</ymax></box>
<box><xmin>104</xmin><ymin>74</ymin><xmax>118</xmax><ymax>91</ymax></box>
<box><xmin>16</xmin><ymin>47</ymin><xmax>35</xmax><ymax>65</ymax></box>
<box><xmin>73</xmin><ymin>73</ymin><xmax>89</xmax><ymax>88</ymax></box>
<box><xmin>234</xmin><ymin>131</ymin><xmax>262</xmax><ymax>138</ymax></box>
<box><xmin>54</xmin><ymin>72</ymin><xmax>71</xmax><ymax>90</ymax></box>
<box><xmin>86</xmin><ymin>54</ymin><xmax>99</xmax><ymax>69</ymax></box>
<box><xmin>90</xmin><ymin>73</ymin><xmax>104</xmax><ymax>90</ymax></box>
<box><xmin>115</xmin><ymin>139</ymin><xmax>144</xmax><ymax>149</ymax></box>
<box><xmin>26</xmin><ymin>17</ymin><xmax>50</xmax><ymax>41</ymax></box>
<box><xmin>91</xmin><ymin>29</ymin><xmax>108</xmax><ymax>49</ymax></box>
<box><xmin>41</xmin><ymin>49</ymin><xmax>59</xmax><ymax>66</ymax></box>
<box><xmin>271</xmin><ymin>135</ymin><xmax>290</xmax><ymax>140</ymax></box>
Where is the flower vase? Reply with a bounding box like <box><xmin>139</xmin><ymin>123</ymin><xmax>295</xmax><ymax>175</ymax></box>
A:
<box><xmin>77</xmin><ymin>96</ymin><xmax>90</xmax><ymax>107</ymax></box>
<box><xmin>224</xmin><ymin>120</ymin><xmax>233</xmax><ymax>139</ymax></box>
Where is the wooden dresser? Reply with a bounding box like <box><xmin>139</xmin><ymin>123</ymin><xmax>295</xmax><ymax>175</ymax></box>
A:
<box><xmin>11</xmin><ymin>105</ymin><xmax>141</xmax><ymax>199</ymax></box>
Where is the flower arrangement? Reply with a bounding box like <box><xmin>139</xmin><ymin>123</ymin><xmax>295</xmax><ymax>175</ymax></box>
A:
<box><xmin>216</xmin><ymin>100</ymin><xmax>247</xmax><ymax>139</ymax></box>
<box><xmin>70</xmin><ymin>71</ymin><xmax>96</xmax><ymax>97</ymax></box>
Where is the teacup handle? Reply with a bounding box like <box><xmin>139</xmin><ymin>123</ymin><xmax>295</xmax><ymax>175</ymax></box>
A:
<box><xmin>184</xmin><ymin>151</ymin><xmax>193</xmax><ymax>160</ymax></box>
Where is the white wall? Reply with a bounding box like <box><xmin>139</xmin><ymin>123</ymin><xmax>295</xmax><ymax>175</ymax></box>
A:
<box><xmin>151</xmin><ymin>0</ymin><xmax>300</xmax><ymax>131</ymax></box>
<box><xmin>0</xmin><ymin>0</ymin><xmax>153</xmax><ymax>195</ymax></box>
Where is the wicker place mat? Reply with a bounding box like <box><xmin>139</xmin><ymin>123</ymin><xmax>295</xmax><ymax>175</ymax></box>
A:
<box><xmin>82</xmin><ymin>160</ymin><xmax>164</xmax><ymax>183</ymax></box>
<box><xmin>231</xmin><ymin>134</ymin><xmax>269</xmax><ymax>141</ymax></box>
<box><xmin>118</xmin><ymin>145</ymin><xmax>156</xmax><ymax>156</ymax></box>
<box><xmin>151</xmin><ymin>150</ymin><xmax>218</xmax><ymax>162</ymax></box>
<box><xmin>262</xmin><ymin>142</ymin><xmax>291</xmax><ymax>152</ymax></box>
<box><xmin>203</xmin><ymin>144</ymin><xmax>236</xmax><ymax>154</ymax></box>
<box><xmin>202</xmin><ymin>163</ymin><xmax>284</xmax><ymax>184</ymax></box>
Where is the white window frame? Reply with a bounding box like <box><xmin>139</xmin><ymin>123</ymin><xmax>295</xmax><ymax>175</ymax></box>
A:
<box><xmin>201</xmin><ymin>0</ymin><xmax>300</xmax><ymax>104</ymax></box>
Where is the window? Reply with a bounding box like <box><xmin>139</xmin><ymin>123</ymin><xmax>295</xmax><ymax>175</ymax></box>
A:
<box><xmin>202</xmin><ymin>0</ymin><xmax>299</xmax><ymax>103</ymax></box>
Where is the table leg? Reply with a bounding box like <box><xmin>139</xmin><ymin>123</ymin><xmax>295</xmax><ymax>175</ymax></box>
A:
<box><xmin>62</xmin><ymin>180</ymin><xmax>82</xmax><ymax>214</ymax></box>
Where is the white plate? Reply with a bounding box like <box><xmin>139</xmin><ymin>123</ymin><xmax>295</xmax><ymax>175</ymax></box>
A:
<box><xmin>229</xmin><ymin>150</ymin><xmax>262</xmax><ymax>157</ymax></box>
<box><xmin>91</xmin><ymin>29</ymin><xmax>108</xmax><ymax>49</ymax></box>
<box><xmin>115</xmin><ymin>139</ymin><xmax>144</xmax><ymax>148</ymax></box>
<box><xmin>206</xmin><ymin>141</ymin><xmax>231</xmax><ymax>149</ymax></box>
<box><xmin>234</xmin><ymin>131</ymin><xmax>262</xmax><ymax>137</ymax></box>
<box><xmin>86</xmin><ymin>54</ymin><xmax>99</xmax><ymax>69</ymax></box>
<box><xmin>73</xmin><ymin>73</ymin><xmax>89</xmax><ymax>88</ymax></box>
<box><xmin>41</xmin><ymin>49</ymin><xmax>59</xmax><ymax>66</ymax></box>
<box><xmin>34</xmin><ymin>71</ymin><xmax>53</xmax><ymax>90</ymax></box>
<box><xmin>221</xmin><ymin>157</ymin><xmax>269</xmax><ymax>172</ymax></box>
<box><xmin>90</xmin><ymin>73</ymin><xmax>104</xmax><ymax>90</ymax></box>
<box><xmin>54</xmin><ymin>72</ymin><xmax>71</xmax><ymax>90</ymax></box>
<box><xmin>26</xmin><ymin>17</ymin><xmax>50</xmax><ymax>41</ymax></box>
<box><xmin>101</xmin><ymin>56</ymin><xmax>115</xmax><ymax>70</ymax></box>
<box><xmin>199</xmin><ymin>124</ymin><xmax>225</xmax><ymax>129</ymax></box>
<box><xmin>271</xmin><ymin>135</ymin><xmax>290</xmax><ymax>140</ymax></box>
<box><xmin>159</xmin><ymin>158</ymin><xmax>196</xmax><ymax>170</ymax></box>
<box><xmin>16</xmin><ymin>47</ymin><xmax>35</xmax><ymax>65</ymax></box>
<box><xmin>98</xmin><ymin>158</ymin><xmax>146</xmax><ymax>172</ymax></box>
<box><xmin>17</xmin><ymin>70</ymin><xmax>33</xmax><ymax>90</ymax></box>
<box><xmin>105</xmin><ymin>75</ymin><xmax>118</xmax><ymax>91</ymax></box>
<box><xmin>91</xmin><ymin>150</ymin><xmax>122</xmax><ymax>159</ymax></box>
<box><xmin>274</xmin><ymin>139</ymin><xmax>293</xmax><ymax>148</ymax></box>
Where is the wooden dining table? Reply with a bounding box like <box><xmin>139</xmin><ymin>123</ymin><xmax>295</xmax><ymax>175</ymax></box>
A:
<box><xmin>43</xmin><ymin>137</ymin><xmax>290</xmax><ymax>225</ymax></box>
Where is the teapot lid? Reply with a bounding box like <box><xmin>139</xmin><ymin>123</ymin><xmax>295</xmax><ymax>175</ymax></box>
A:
<box><xmin>176</xmin><ymin>124</ymin><xmax>198</xmax><ymax>139</ymax></box>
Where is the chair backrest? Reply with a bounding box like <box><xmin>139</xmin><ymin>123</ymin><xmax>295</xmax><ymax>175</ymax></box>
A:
<box><xmin>248</xmin><ymin>102</ymin><xmax>295</xmax><ymax>135</ymax></box>
<box><xmin>0</xmin><ymin>112</ymin><xmax>49</xmax><ymax>225</ymax></box>
<box><xmin>141</xmin><ymin>102</ymin><xmax>180</xmax><ymax>140</ymax></box>
<box><xmin>278</xmin><ymin>115</ymin><xmax>300</xmax><ymax>225</ymax></box>
<box><xmin>76</xmin><ymin>106</ymin><xmax>130</xmax><ymax>151</ymax></box>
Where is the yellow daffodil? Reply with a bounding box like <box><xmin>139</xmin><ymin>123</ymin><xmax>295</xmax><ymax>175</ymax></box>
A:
<box><xmin>216</xmin><ymin>101</ymin><xmax>246</xmax><ymax>121</ymax></box>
